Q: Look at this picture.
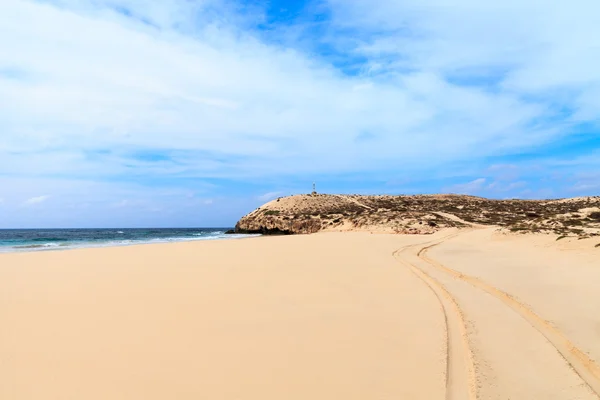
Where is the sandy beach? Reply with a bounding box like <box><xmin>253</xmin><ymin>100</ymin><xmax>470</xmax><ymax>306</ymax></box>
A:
<box><xmin>5</xmin><ymin>0</ymin><xmax>599</xmax><ymax>398</ymax></box>
<box><xmin>2</xmin><ymin>229</ymin><xmax>600</xmax><ymax>399</ymax></box>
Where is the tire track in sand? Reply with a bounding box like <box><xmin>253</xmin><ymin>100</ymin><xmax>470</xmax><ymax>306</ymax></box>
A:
<box><xmin>394</xmin><ymin>232</ymin><xmax>477</xmax><ymax>400</ymax></box>
<box><xmin>419</xmin><ymin>237</ymin><xmax>600</xmax><ymax>398</ymax></box>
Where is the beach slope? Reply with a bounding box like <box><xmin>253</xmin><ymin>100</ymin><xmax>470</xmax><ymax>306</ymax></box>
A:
<box><xmin>2</xmin><ymin>229</ymin><xmax>600</xmax><ymax>399</ymax></box>
<box><xmin>0</xmin><ymin>233</ymin><xmax>446</xmax><ymax>400</ymax></box>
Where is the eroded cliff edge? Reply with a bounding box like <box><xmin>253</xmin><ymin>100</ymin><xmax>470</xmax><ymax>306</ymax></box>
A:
<box><xmin>234</xmin><ymin>194</ymin><xmax>600</xmax><ymax>237</ymax></box>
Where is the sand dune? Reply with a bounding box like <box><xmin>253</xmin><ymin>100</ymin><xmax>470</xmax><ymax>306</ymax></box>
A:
<box><xmin>1</xmin><ymin>229</ymin><xmax>600</xmax><ymax>399</ymax></box>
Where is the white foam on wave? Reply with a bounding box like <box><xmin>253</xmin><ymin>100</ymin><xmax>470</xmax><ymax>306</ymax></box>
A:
<box><xmin>192</xmin><ymin>231</ymin><xmax>224</xmax><ymax>236</ymax></box>
<box><xmin>1</xmin><ymin>242</ymin><xmax>65</xmax><ymax>253</ymax></box>
<box><xmin>1</xmin><ymin>233</ymin><xmax>260</xmax><ymax>253</ymax></box>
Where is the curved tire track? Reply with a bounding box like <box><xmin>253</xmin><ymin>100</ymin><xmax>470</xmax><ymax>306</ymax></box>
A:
<box><xmin>393</xmin><ymin>233</ymin><xmax>477</xmax><ymax>400</ymax></box>
<box><xmin>419</xmin><ymin>236</ymin><xmax>600</xmax><ymax>398</ymax></box>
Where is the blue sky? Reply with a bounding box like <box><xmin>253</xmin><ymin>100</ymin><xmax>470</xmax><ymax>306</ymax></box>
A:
<box><xmin>1</xmin><ymin>0</ymin><xmax>600</xmax><ymax>228</ymax></box>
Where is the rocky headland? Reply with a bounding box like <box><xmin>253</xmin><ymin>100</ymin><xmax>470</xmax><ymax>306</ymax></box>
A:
<box><xmin>235</xmin><ymin>194</ymin><xmax>600</xmax><ymax>238</ymax></box>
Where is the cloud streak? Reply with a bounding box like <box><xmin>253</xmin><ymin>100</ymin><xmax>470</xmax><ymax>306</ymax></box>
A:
<box><xmin>24</xmin><ymin>195</ymin><xmax>50</xmax><ymax>205</ymax></box>
<box><xmin>257</xmin><ymin>191</ymin><xmax>283</xmax><ymax>202</ymax></box>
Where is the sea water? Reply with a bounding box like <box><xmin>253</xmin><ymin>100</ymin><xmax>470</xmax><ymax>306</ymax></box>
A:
<box><xmin>0</xmin><ymin>228</ymin><xmax>258</xmax><ymax>253</ymax></box>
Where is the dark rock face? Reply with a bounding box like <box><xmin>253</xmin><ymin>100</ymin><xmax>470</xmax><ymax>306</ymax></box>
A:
<box><xmin>234</xmin><ymin>218</ymin><xmax>321</xmax><ymax>235</ymax></box>
<box><xmin>234</xmin><ymin>226</ymin><xmax>291</xmax><ymax>235</ymax></box>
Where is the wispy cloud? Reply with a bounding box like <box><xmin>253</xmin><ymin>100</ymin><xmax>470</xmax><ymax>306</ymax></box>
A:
<box><xmin>3</xmin><ymin>0</ymin><xmax>590</xmax><ymax>181</ymax></box>
<box><xmin>446</xmin><ymin>178</ymin><xmax>487</xmax><ymax>195</ymax></box>
<box><xmin>24</xmin><ymin>195</ymin><xmax>50</xmax><ymax>205</ymax></box>
<box><xmin>257</xmin><ymin>191</ymin><xmax>282</xmax><ymax>202</ymax></box>
<box><xmin>111</xmin><ymin>199</ymin><xmax>131</xmax><ymax>208</ymax></box>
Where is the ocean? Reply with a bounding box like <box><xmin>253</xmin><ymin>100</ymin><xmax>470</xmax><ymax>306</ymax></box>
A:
<box><xmin>0</xmin><ymin>228</ymin><xmax>258</xmax><ymax>253</ymax></box>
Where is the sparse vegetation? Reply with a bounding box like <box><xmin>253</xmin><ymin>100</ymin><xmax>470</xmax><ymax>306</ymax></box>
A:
<box><xmin>235</xmin><ymin>194</ymin><xmax>600</xmax><ymax>235</ymax></box>
<box><xmin>510</xmin><ymin>226</ymin><xmax>528</xmax><ymax>232</ymax></box>
<box><xmin>556</xmin><ymin>235</ymin><xmax>568</xmax><ymax>241</ymax></box>
<box><xmin>565</xmin><ymin>219</ymin><xmax>583</xmax><ymax>226</ymax></box>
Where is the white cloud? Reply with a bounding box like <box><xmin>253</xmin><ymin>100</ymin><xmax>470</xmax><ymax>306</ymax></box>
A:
<box><xmin>487</xmin><ymin>180</ymin><xmax>527</xmax><ymax>192</ymax></box>
<box><xmin>570</xmin><ymin>182</ymin><xmax>600</xmax><ymax>192</ymax></box>
<box><xmin>111</xmin><ymin>199</ymin><xmax>131</xmax><ymax>208</ymax></box>
<box><xmin>0</xmin><ymin>176</ymin><xmax>236</xmax><ymax>228</ymax></box>
<box><xmin>24</xmin><ymin>195</ymin><xmax>50</xmax><ymax>205</ymax></box>
<box><xmin>446</xmin><ymin>178</ymin><xmax>486</xmax><ymax>195</ymax></box>
<box><xmin>487</xmin><ymin>164</ymin><xmax>520</xmax><ymax>181</ymax></box>
<box><xmin>1</xmin><ymin>0</ymin><xmax>588</xmax><ymax>184</ymax></box>
<box><xmin>327</xmin><ymin>0</ymin><xmax>600</xmax><ymax>118</ymax></box>
<box><xmin>257</xmin><ymin>191</ymin><xmax>282</xmax><ymax>202</ymax></box>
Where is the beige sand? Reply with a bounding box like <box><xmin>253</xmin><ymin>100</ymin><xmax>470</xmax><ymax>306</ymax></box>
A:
<box><xmin>1</xmin><ymin>233</ymin><xmax>447</xmax><ymax>400</ymax></box>
<box><xmin>426</xmin><ymin>229</ymin><xmax>600</xmax><ymax>399</ymax></box>
<box><xmin>1</xmin><ymin>230</ymin><xmax>600</xmax><ymax>399</ymax></box>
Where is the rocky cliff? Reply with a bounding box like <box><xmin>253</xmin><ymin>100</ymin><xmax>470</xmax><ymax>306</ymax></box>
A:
<box><xmin>235</xmin><ymin>194</ymin><xmax>600</xmax><ymax>237</ymax></box>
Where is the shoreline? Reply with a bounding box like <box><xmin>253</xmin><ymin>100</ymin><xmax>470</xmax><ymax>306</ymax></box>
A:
<box><xmin>0</xmin><ymin>230</ymin><xmax>260</xmax><ymax>254</ymax></box>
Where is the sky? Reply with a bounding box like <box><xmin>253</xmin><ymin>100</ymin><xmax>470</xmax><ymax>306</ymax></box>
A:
<box><xmin>1</xmin><ymin>0</ymin><xmax>600</xmax><ymax>228</ymax></box>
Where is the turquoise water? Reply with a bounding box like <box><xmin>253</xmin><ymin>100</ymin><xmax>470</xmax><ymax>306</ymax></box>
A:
<box><xmin>0</xmin><ymin>228</ymin><xmax>257</xmax><ymax>252</ymax></box>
